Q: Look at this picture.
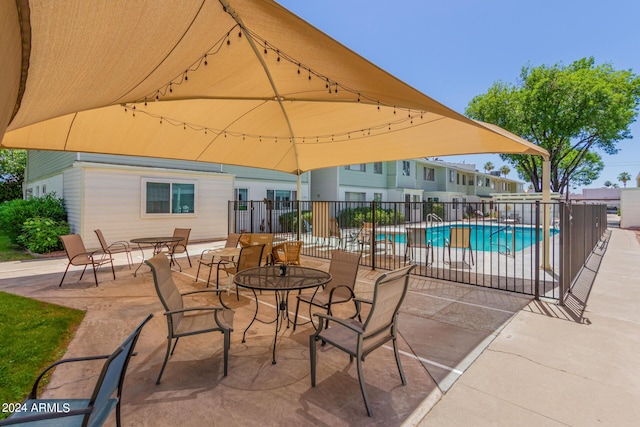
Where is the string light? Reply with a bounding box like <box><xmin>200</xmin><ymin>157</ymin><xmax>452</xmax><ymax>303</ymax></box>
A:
<box><xmin>125</xmin><ymin>24</ymin><xmax>433</xmax><ymax>144</ymax></box>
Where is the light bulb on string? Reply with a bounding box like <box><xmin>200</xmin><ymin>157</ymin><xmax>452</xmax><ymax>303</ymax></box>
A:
<box><xmin>204</xmin><ymin>54</ymin><xmax>208</xmax><ymax>66</ymax></box>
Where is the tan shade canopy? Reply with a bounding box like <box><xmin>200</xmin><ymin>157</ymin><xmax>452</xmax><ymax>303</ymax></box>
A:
<box><xmin>0</xmin><ymin>0</ymin><xmax>548</xmax><ymax>174</ymax></box>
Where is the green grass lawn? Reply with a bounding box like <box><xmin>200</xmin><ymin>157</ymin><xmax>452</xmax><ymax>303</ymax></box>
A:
<box><xmin>0</xmin><ymin>232</ymin><xmax>34</xmax><ymax>262</ymax></box>
<box><xmin>0</xmin><ymin>292</ymin><xmax>85</xmax><ymax>418</ymax></box>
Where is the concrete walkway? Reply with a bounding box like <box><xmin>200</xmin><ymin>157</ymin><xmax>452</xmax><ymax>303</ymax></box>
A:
<box><xmin>416</xmin><ymin>226</ymin><xmax>640</xmax><ymax>426</ymax></box>
<box><xmin>1</xmin><ymin>225</ymin><xmax>637</xmax><ymax>425</ymax></box>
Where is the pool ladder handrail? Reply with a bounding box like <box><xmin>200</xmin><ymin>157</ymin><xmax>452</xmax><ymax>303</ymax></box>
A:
<box><xmin>426</xmin><ymin>213</ymin><xmax>443</xmax><ymax>228</ymax></box>
<box><xmin>489</xmin><ymin>225</ymin><xmax>514</xmax><ymax>256</ymax></box>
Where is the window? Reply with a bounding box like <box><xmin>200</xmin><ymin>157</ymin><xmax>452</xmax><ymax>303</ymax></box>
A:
<box><xmin>485</xmin><ymin>178</ymin><xmax>490</xmax><ymax>187</ymax></box>
<box><xmin>423</xmin><ymin>167</ymin><xmax>435</xmax><ymax>181</ymax></box>
<box><xmin>427</xmin><ymin>197</ymin><xmax>439</xmax><ymax>202</ymax></box>
<box><xmin>144</xmin><ymin>180</ymin><xmax>195</xmax><ymax>215</ymax></box>
<box><xmin>462</xmin><ymin>175</ymin><xmax>467</xmax><ymax>185</ymax></box>
<box><xmin>373</xmin><ymin>192</ymin><xmax>383</xmax><ymax>202</ymax></box>
<box><xmin>346</xmin><ymin>164</ymin><xmax>366</xmax><ymax>172</ymax></box>
<box><xmin>266</xmin><ymin>189</ymin><xmax>297</xmax><ymax>209</ymax></box>
<box><xmin>452</xmin><ymin>198</ymin><xmax>459</xmax><ymax>210</ymax></box>
<box><xmin>449</xmin><ymin>170</ymin><xmax>456</xmax><ymax>182</ymax></box>
<box><xmin>373</xmin><ymin>162</ymin><xmax>383</xmax><ymax>174</ymax></box>
<box><xmin>469</xmin><ymin>178</ymin><xmax>474</xmax><ymax>186</ymax></box>
<box><xmin>402</xmin><ymin>161</ymin><xmax>411</xmax><ymax>176</ymax></box>
<box><xmin>345</xmin><ymin>191</ymin><xmax>366</xmax><ymax>202</ymax></box>
<box><xmin>235</xmin><ymin>188</ymin><xmax>248</xmax><ymax>210</ymax></box>
<box><xmin>42</xmin><ymin>185</ymin><xmax>47</xmax><ymax>194</ymax></box>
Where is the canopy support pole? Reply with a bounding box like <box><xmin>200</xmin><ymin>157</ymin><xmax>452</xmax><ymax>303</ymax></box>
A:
<box><xmin>542</xmin><ymin>157</ymin><xmax>552</xmax><ymax>271</ymax></box>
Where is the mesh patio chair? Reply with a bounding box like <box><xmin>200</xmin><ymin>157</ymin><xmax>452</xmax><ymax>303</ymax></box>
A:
<box><xmin>309</xmin><ymin>264</ymin><xmax>415</xmax><ymax>417</ymax></box>
<box><xmin>444</xmin><ymin>227</ymin><xmax>474</xmax><ymax>266</ymax></box>
<box><xmin>163</xmin><ymin>228</ymin><xmax>191</xmax><ymax>271</ymax></box>
<box><xmin>404</xmin><ymin>227</ymin><xmax>433</xmax><ymax>265</ymax></box>
<box><xmin>0</xmin><ymin>314</ymin><xmax>153</xmax><ymax>427</ymax></box>
<box><xmin>293</xmin><ymin>250</ymin><xmax>361</xmax><ymax>331</ymax></box>
<box><xmin>239</xmin><ymin>233</ymin><xmax>273</xmax><ymax>265</ymax></box>
<box><xmin>94</xmin><ymin>229</ymin><xmax>133</xmax><ymax>269</ymax></box>
<box><xmin>59</xmin><ymin>234</ymin><xmax>116</xmax><ymax>287</ymax></box>
<box><xmin>344</xmin><ymin>222</ymin><xmax>391</xmax><ymax>254</ymax></box>
<box><xmin>195</xmin><ymin>233</ymin><xmax>242</xmax><ymax>288</ymax></box>
<box><xmin>218</xmin><ymin>244</ymin><xmax>265</xmax><ymax>300</ymax></box>
<box><xmin>145</xmin><ymin>253</ymin><xmax>234</xmax><ymax>384</ymax></box>
<box><xmin>271</xmin><ymin>240</ymin><xmax>303</xmax><ymax>266</ymax></box>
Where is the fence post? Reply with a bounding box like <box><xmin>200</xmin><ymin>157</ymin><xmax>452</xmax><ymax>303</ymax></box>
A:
<box><xmin>534</xmin><ymin>201</ymin><xmax>540</xmax><ymax>300</ymax></box>
<box><xmin>371</xmin><ymin>200</ymin><xmax>377</xmax><ymax>270</ymax></box>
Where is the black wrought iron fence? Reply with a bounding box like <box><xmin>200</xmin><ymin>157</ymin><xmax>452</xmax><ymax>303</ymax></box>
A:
<box><xmin>228</xmin><ymin>199</ymin><xmax>607</xmax><ymax>302</ymax></box>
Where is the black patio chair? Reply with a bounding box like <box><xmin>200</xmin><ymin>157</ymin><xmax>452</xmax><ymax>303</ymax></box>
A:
<box><xmin>0</xmin><ymin>314</ymin><xmax>153</xmax><ymax>426</ymax></box>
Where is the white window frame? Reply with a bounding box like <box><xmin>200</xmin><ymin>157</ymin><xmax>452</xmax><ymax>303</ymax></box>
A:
<box><xmin>402</xmin><ymin>161</ymin><xmax>411</xmax><ymax>176</ymax></box>
<box><xmin>142</xmin><ymin>178</ymin><xmax>197</xmax><ymax>217</ymax></box>
<box><xmin>235</xmin><ymin>187</ymin><xmax>248</xmax><ymax>211</ymax></box>
<box><xmin>345</xmin><ymin>164</ymin><xmax>366</xmax><ymax>172</ymax></box>
<box><xmin>266</xmin><ymin>189</ymin><xmax>297</xmax><ymax>209</ymax></box>
<box><xmin>373</xmin><ymin>162</ymin><xmax>383</xmax><ymax>174</ymax></box>
<box><xmin>424</xmin><ymin>167</ymin><xmax>435</xmax><ymax>181</ymax></box>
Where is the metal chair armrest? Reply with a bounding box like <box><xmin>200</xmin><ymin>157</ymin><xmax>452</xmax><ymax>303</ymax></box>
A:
<box><xmin>29</xmin><ymin>354</ymin><xmax>110</xmax><ymax>398</ymax></box>
<box><xmin>313</xmin><ymin>312</ymin><xmax>364</xmax><ymax>334</ymax></box>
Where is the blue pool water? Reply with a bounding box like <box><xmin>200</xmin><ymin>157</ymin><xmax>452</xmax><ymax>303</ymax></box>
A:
<box><xmin>380</xmin><ymin>224</ymin><xmax>558</xmax><ymax>252</ymax></box>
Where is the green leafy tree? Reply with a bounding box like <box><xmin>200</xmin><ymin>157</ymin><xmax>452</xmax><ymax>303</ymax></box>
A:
<box><xmin>618</xmin><ymin>171</ymin><xmax>632</xmax><ymax>187</ymax></box>
<box><xmin>0</xmin><ymin>149</ymin><xmax>26</xmax><ymax>202</ymax></box>
<box><xmin>483</xmin><ymin>161</ymin><xmax>494</xmax><ymax>174</ymax></box>
<box><xmin>499</xmin><ymin>165</ymin><xmax>511</xmax><ymax>177</ymax></box>
<box><xmin>466</xmin><ymin>57</ymin><xmax>640</xmax><ymax>194</ymax></box>
<box><xmin>566</xmin><ymin>151</ymin><xmax>604</xmax><ymax>190</ymax></box>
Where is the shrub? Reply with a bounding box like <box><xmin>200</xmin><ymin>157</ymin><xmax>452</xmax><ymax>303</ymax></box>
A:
<box><xmin>17</xmin><ymin>217</ymin><xmax>70</xmax><ymax>254</ymax></box>
<box><xmin>277</xmin><ymin>210</ymin><xmax>312</xmax><ymax>232</ymax></box>
<box><xmin>0</xmin><ymin>194</ymin><xmax>67</xmax><ymax>244</ymax></box>
<box><xmin>337</xmin><ymin>207</ymin><xmax>404</xmax><ymax>228</ymax></box>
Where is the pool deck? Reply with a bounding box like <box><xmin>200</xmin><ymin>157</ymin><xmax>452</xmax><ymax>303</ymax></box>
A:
<box><xmin>1</xmin><ymin>216</ymin><xmax>639</xmax><ymax>425</ymax></box>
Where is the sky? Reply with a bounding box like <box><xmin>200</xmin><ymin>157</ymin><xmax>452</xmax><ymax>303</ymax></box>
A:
<box><xmin>276</xmin><ymin>0</ymin><xmax>640</xmax><ymax>192</ymax></box>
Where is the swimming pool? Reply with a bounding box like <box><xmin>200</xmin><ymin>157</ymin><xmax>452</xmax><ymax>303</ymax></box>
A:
<box><xmin>380</xmin><ymin>224</ymin><xmax>558</xmax><ymax>252</ymax></box>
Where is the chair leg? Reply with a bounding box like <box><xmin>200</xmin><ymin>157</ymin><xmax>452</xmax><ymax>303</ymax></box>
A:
<box><xmin>393</xmin><ymin>337</ymin><xmax>407</xmax><ymax>386</ymax></box>
<box><xmin>206</xmin><ymin>264</ymin><xmax>214</xmax><ymax>288</ymax></box>
<box><xmin>356</xmin><ymin>353</ymin><xmax>373</xmax><ymax>417</ymax></box>
<box><xmin>115</xmin><ymin>399</ymin><xmax>122</xmax><ymax>427</ymax></box>
<box><xmin>59</xmin><ymin>263</ymin><xmax>71</xmax><ymax>287</ymax></box>
<box><xmin>157</xmin><ymin>338</ymin><xmax>173</xmax><ymax>385</ymax></box>
<box><xmin>91</xmin><ymin>264</ymin><xmax>99</xmax><ymax>287</ymax></box>
<box><xmin>309</xmin><ymin>335</ymin><xmax>317</xmax><ymax>387</ymax></box>
<box><xmin>125</xmin><ymin>248</ymin><xmax>133</xmax><ymax>269</ymax></box>
<box><xmin>109</xmin><ymin>258</ymin><xmax>116</xmax><ymax>280</ymax></box>
<box><xmin>223</xmin><ymin>329</ymin><xmax>230</xmax><ymax>376</ymax></box>
<box><xmin>185</xmin><ymin>250</ymin><xmax>192</xmax><ymax>267</ymax></box>
<box><xmin>170</xmin><ymin>337</ymin><xmax>180</xmax><ymax>355</ymax></box>
<box><xmin>195</xmin><ymin>261</ymin><xmax>202</xmax><ymax>283</ymax></box>
<box><xmin>79</xmin><ymin>265</ymin><xmax>87</xmax><ymax>281</ymax></box>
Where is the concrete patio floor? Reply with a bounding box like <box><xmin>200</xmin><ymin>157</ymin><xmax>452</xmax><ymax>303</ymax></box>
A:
<box><xmin>1</xmin><ymin>222</ymin><xmax>638</xmax><ymax>425</ymax></box>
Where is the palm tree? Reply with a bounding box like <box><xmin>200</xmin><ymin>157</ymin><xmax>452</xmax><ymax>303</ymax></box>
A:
<box><xmin>618</xmin><ymin>172</ymin><xmax>631</xmax><ymax>188</ymax></box>
<box><xmin>483</xmin><ymin>161</ymin><xmax>494</xmax><ymax>174</ymax></box>
<box><xmin>499</xmin><ymin>165</ymin><xmax>510</xmax><ymax>177</ymax></box>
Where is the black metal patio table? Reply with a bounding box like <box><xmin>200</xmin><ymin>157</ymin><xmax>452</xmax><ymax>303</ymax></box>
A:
<box><xmin>130</xmin><ymin>236</ymin><xmax>183</xmax><ymax>276</ymax></box>
<box><xmin>234</xmin><ymin>265</ymin><xmax>331</xmax><ymax>364</ymax></box>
